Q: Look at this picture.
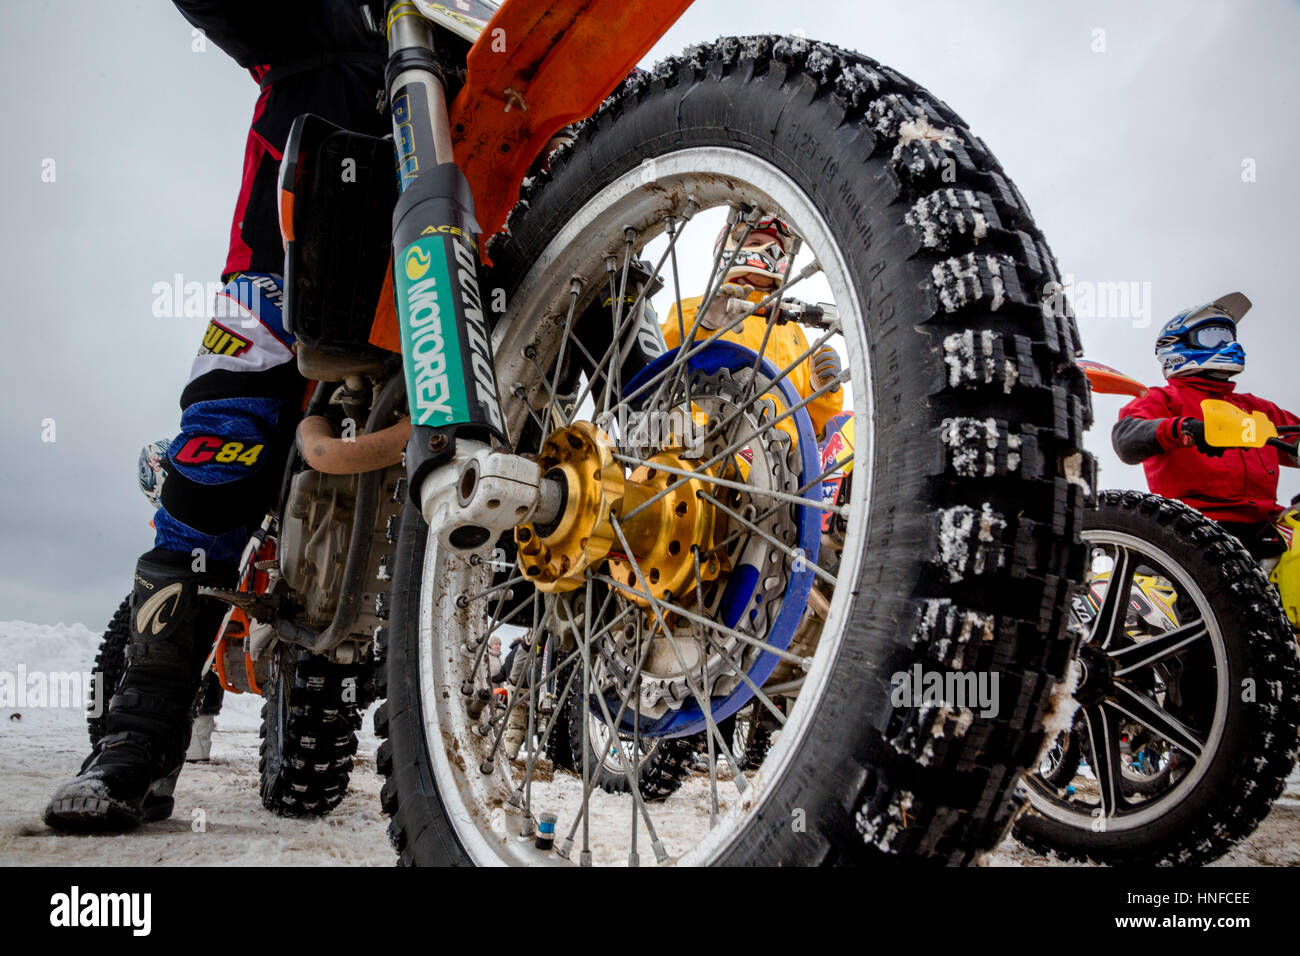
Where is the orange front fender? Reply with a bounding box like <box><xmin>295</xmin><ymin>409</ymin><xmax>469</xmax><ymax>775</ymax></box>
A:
<box><xmin>371</xmin><ymin>0</ymin><xmax>693</xmax><ymax>354</ymax></box>
<box><xmin>450</xmin><ymin>0</ymin><xmax>694</xmax><ymax>239</ymax></box>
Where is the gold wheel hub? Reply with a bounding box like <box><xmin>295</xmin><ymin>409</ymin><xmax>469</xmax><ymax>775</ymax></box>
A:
<box><xmin>515</xmin><ymin>422</ymin><xmax>721</xmax><ymax>603</ymax></box>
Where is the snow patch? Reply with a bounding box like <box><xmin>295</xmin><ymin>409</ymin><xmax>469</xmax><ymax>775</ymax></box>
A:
<box><xmin>835</xmin><ymin>62</ymin><xmax>885</xmax><ymax>108</ymax></box>
<box><xmin>986</xmin><ymin>256</ymin><xmax>1006</xmax><ymax>311</ymax></box>
<box><xmin>1063</xmin><ymin>452</ymin><xmax>1092</xmax><ymax>496</ymax></box>
<box><xmin>1040</xmin><ymin>659</ymin><xmax>1082</xmax><ymax>741</ymax></box>
<box><xmin>855</xmin><ymin>789</ymin><xmax>914</xmax><ymax>853</ymax></box>
<box><xmin>933</xmin><ymin>254</ymin><xmax>1015</xmax><ymax>313</ymax></box>
<box><xmin>941</xmin><ymin>416</ymin><xmax>1001</xmax><ymax>477</ymax></box>
<box><xmin>904</xmin><ymin>189</ymin><xmax>989</xmax><ymax>250</ymax></box>
<box><xmin>1003</xmin><ymin>358</ymin><xmax>1019</xmax><ymax>394</ymax></box>
<box><xmin>932</xmin><ymin>705</ymin><xmax>975</xmax><ymax>740</ymax></box>
<box><xmin>896</xmin><ymin>114</ymin><xmax>959</xmax><ymax>151</ymax></box>
<box><xmin>942</xmin><ymin>329</ymin><xmax>976</xmax><ymax>387</ymax></box>
<box><xmin>932</xmin><ymin>255</ymin><xmax>981</xmax><ymax>312</ymax></box>
<box><xmin>936</xmin><ymin>503</ymin><xmax>1006</xmax><ymax>582</ymax></box>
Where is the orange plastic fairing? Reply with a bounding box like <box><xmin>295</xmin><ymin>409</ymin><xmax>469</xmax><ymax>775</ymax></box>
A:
<box><xmin>448</xmin><ymin>0</ymin><xmax>695</xmax><ymax>240</ymax></box>
<box><xmin>214</xmin><ymin>608</ymin><xmax>250</xmax><ymax>695</ymax></box>
<box><xmin>369</xmin><ymin>263</ymin><xmax>401</xmax><ymax>353</ymax></box>
<box><xmin>1077</xmin><ymin>359</ymin><xmax>1148</xmax><ymax>398</ymax></box>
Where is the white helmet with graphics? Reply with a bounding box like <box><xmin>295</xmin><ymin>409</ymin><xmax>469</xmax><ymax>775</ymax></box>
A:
<box><xmin>714</xmin><ymin>215</ymin><xmax>795</xmax><ymax>287</ymax></box>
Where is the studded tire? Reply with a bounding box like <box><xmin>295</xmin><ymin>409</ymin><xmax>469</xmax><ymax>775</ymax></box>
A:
<box><xmin>379</xmin><ymin>35</ymin><xmax>1092</xmax><ymax>865</ymax></box>
<box><xmin>86</xmin><ymin>595</ymin><xmax>132</xmax><ymax>746</ymax></box>
<box><xmin>259</xmin><ymin>645</ymin><xmax>362</xmax><ymax>817</ymax></box>
<box><xmin>1015</xmin><ymin>490</ymin><xmax>1300</xmax><ymax>865</ymax></box>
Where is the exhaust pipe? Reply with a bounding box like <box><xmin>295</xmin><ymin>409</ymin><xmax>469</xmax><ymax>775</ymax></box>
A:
<box><xmin>296</xmin><ymin>415</ymin><xmax>410</xmax><ymax>475</ymax></box>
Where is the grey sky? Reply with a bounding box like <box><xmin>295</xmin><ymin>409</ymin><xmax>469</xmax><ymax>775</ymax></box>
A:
<box><xmin>3</xmin><ymin>0</ymin><xmax>1298</xmax><ymax>627</ymax></box>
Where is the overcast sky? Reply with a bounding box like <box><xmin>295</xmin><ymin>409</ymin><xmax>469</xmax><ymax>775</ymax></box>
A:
<box><xmin>3</xmin><ymin>0</ymin><xmax>1298</xmax><ymax>627</ymax></box>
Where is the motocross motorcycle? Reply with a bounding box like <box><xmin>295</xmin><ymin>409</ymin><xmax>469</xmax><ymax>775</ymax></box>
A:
<box><xmin>1014</xmin><ymin>360</ymin><xmax>1300</xmax><ymax>866</ymax></box>
<box><xmin>96</xmin><ymin>0</ymin><xmax>1097</xmax><ymax>864</ymax></box>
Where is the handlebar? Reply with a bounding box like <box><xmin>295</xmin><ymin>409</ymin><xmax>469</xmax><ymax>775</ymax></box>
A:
<box><xmin>723</xmin><ymin>295</ymin><xmax>840</xmax><ymax>330</ymax></box>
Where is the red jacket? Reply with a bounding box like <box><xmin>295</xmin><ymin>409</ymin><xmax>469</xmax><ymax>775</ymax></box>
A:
<box><xmin>1117</xmin><ymin>376</ymin><xmax>1298</xmax><ymax>524</ymax></box>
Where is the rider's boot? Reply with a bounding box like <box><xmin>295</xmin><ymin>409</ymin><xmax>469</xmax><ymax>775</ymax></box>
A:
<box><xmin>44</xmin><ymin>549</ymin><xmax>232</xmax><ymax>832</ymax></box>
<box><xmin>185</xmin><ymin>673</ymin><xmax>223</xmax><ymax>762</ymax></box>
<box><xmin>503</xmin><ymin>689</ymin><xmax>529</xmax><ymax>761</ymax></box>
<box><xmin>186</xmin><ymin>716</ymin><xmax>215</xmax><ymax>762</ymax></box>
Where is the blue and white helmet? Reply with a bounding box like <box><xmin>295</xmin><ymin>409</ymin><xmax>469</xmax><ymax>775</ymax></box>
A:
<box><xmin>1155</xmin><ymin>292</ymin><xmax>1252</xmax><ymax>379</ymax></box>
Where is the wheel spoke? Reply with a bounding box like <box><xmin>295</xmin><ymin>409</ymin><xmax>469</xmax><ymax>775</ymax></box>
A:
<box><xmin>1109</xmin><ymin>682</ymin><xmax>1206</xmax><ymax>760</ymax></box>
<box><xmin>617</xmin><ymin>366</ymin><xmax>846</xmax><ymax>524</ymax></box>
<box><xmin>612</xmin><ymin>453</ymin><xmax>843</xmax><ymax>519</ymax></box>
<box><xmin>1079</xmin><ymin>702</ymin><xmax>1124</xmax><ymax>817</ymax></box>
<box><xmin>515</xmin><ymin>658</ymin><xmax>581</xmax><ymax>797</ymax></box>
<box><xmin>556</xmin><ymin>587</ymin><xmax>673</xmax><ymax>862</ymax></box>
<box><xmin>556</xmin><ymin>592</ymin><xmax>671</xmax><ymax>863</ymax></box>
<box><xmin>1109</xmin><ymin>619</ymin><xmax>1209</xmax><ymax>677</ymax></box>
<box><xmin>735</xmin><ymin>235</ymin><xmax>806</xmax><ymax>412</ymax></box>
<box><xmin>1092</xmin><ymin>545</ymin><xmax>1135</xmax><ymax>650</ymax></box>
<box><xmin>609</xmin><ymin>516</ymin><xmax>750</xmax><ymax>793</ymax></box>
<box><xmin>527</xmin><ymin>350</ymin><xmax>573</xmax><ymax>428</ymax></box>
<box><xmin>647</xmin><ymin>209</ymin><xmax>754</xmax><ymax>409</ymax></box>
<box><xmin>708</xmin><ymin>452</ymin><xmax>853</xmax><ymax>557</ymax></box>
<box><xmin>642</xmin><ymin>244</ymin><xmax>826</xmax><ymax>413</ymax></box>
<box><xmin>567</xmin><ymin>211</ymin><xmax>692</xmax><ymax>419</ymax></box>
<box><xmin>456</xmin><ymin>575</ymin><xmax>525</xmax><ymax>609</ymax></box>
<box><xmin>699</xmin><ymin>490</ymin><xmax>836</xmax><ymax>588</ymax></box>
<box><xmin>590</xmin><ymin>572</ymin><xmax>809</xmax><ymax>667</ymax></box>
<box><xmin>692</xmin><ymin>549</ymin><xmax>788</xmax><ymax>728</ymax></box>
<box><xmin>704</xmin><ymin>325</ymin><xmax>843</xmax><ymax>448</ymax></box>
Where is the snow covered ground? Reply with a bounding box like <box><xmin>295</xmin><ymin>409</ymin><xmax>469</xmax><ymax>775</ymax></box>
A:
<box><xmin>3</xmin><ymin>619</ymin><xmax>1298</xmax><ymax>867</ymax></box>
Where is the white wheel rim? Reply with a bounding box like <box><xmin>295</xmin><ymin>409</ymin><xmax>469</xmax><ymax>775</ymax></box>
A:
<box><xmin>416</xmin><ymin>147</ymin><xmax>874</xmax><ymax>865</ymax></box>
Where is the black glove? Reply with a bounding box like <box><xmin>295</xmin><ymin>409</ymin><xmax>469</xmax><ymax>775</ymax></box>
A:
<box><xmin>1173</xmin><ymin>417</ymin><xmax>1224</xmax><ymax>457</ymax></box>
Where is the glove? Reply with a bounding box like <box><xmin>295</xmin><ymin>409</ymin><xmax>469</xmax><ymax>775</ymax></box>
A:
<box><xmin>699</xmin><ymin>283</ymin><xmax>753</xmax><ymax>330</ymax></box>
<box><xmin>1173</xmin><ymin>417</ymin><xmax>1224</xmax><ymax>457</ymax></box>
<box><xmin>810</xmin><ymin>347</ymin><xmax>843</xmax><ymax>392</ymax></box>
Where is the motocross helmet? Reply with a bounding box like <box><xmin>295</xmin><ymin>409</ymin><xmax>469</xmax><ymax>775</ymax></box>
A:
<box><xmin>1155</xmin><ymin>291</ymin><xmax>1251</xmax><ymax>379</ymax></box>
<box><xmin>714</xmin><ymin>215</ymin><xmax>795</xmax><ymax>286</ymax></box>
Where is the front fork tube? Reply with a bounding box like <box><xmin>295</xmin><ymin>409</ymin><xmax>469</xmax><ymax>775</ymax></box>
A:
<box><xmin>386</xmin><ymin>5</ymin><xmax>524</xmax><ymax>549</ymax></box>
<box><xmin>385</xmin><ymin>6</ymin><xmax>562</xmax><ymax>552</ymax></box>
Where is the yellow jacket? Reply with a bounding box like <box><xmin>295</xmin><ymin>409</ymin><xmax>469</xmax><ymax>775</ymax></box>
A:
<box><xmin>662</xmin><ymin>292</ymin><xmax>843</xmax><ymax>435</ymax></box>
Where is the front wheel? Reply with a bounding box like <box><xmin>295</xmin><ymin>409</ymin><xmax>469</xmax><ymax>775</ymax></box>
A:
<box><xmin>378</xmin><ymin>35</ymin><xmax>1091</xmax><ymax>865</ymax></box>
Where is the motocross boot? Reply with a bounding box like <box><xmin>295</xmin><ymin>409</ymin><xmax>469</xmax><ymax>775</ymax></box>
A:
<box><xmin>44</xmin><ymin>549</ymin><xmax>233</xmax><ymax>832</ymax></box>
<box><xmin>185</xmin><ymin>716</ymin><xmax>215</xmax><ymax>762</ymax></box>
<box><xmin>503</xmin><ymin>687</ymin><xmax>529</xmax><ymax>761</ymax></box>
<box><xmin>185</xmin><ymin>672</ymin><xmax>224</xmax><ymax>762</ymax></box>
